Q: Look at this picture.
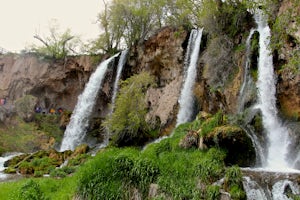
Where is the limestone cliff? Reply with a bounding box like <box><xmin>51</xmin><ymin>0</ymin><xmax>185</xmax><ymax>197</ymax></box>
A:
<box><xmin>0</xmin><ymin>54</ymin><xmax>94</xmax><ymax>112</ymax></box>
<box><xmin>126</xmin><ymin>27</ymin><xmax>188</xmax><ymax>134</ymax></box>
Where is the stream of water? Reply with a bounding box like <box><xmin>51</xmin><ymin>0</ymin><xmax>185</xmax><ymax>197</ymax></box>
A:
<box><xmin>176</xmin><ymin>28</ymin><xmax>203</xmax><ymax>126</ymax></box>
<box><xmin>241</xmin><ymin>10</ymin><xmax>300</xmax><ymax>199</ymax></box>
<box><xmin>60</xmin><ymin>54</ymin><xmax>119</xmax><ymax>151</ymax></box>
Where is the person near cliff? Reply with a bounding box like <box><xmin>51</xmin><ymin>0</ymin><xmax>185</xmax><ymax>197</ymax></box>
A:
<box><xmin>0</xmin><ymin>98</ymin><xmax>6</xmax><ymax>105</ymax></box>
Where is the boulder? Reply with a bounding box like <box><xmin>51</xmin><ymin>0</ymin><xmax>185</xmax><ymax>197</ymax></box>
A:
<box><xmin>179</xmin><ymin>130</ymin><xmax>199</xmax><ymax>149</ymax></box>
<box><xmin>204</xmin><ymin>125</ymin><xmax>256</xmax><ymax>167</ymax></box>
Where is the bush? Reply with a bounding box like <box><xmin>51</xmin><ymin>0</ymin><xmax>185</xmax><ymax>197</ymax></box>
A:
<box><xmin>103</xmin><ymin>72</ymin><xmax>155</xmax><ymax>147</ymax></box>
<box><xmin>50</xmin><ymin>166</ymin><xmax>76</xmax><ymax>178</ymax></box>
<box><xmin>206</xmin><ymin>185</ymin><xmax>220</xmax><ymax>200</ymax></box>
<box><xmin>224</xmin><ymin>166</ymin><xmax>246</xmax><ymax>200</ymax></box>
<box><xmin>16</xmin><ymin>180</ymin><xmax>47</xmax><ymax>200</ymax></box>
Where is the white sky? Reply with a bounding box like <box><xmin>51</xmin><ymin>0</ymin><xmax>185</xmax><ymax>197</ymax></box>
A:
<box><xmin>0</xmin><ymin>0</ymin><xmax>105</xmax><ymax>52</ymax></box>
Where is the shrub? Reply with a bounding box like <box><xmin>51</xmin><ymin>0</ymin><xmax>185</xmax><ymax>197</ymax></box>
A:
<box><xmin>16</xmin><ymin>180</ymin><xmax>46</xmax><ymax>200</ymax></box>
<box><xmin>50</xmin><ymin>166</ymin><xmax>76</xmax><ymax>178</ymax></box>
<box><xmin>206</xmin><ymin>185</ymin><xmax>221</xmax><ymax>200</ymax></box>
<box><xmin>103</xmin><ymin>72</ymin><xmax>155</xmax><ymax>147</ymax></box>
<box><xmin>224</xmin><ymin>166</ymin><xmax>246</xmax><ymax>200</ymax></box>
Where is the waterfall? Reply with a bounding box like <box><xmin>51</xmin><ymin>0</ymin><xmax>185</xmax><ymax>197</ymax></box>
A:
<box><xmin>143</xmin><ymin>29</ymin><xmax>203</xmax><ymax>150</ymax></box>
<box><xmin>60</xmin><ymin>54</ymin><xmax>119</xmax><ymax>151</ymax></box>
<box><xmin>243</xmin><ymin>174</ymin><xmax>300</xmax><ymax>200</ymax></box>
<box><xmin>254</xmin><ymin>10</ymin><xmax>292</xmax><ymax>170</ymax></box>
<box><xmin>243</xmin><ymin>176</ymin><xmax>268</xmax><ymax>200</ymax></box>
<box><xmin>0</xmin><ymin>153</ymin><xmax>21</xmax><ymax>181</ymax></box>
<box><xmin>111</xmin><ymin>49</ymin><xmax>128</xmax><ymax>109</ymax></box>
<box><xmin>176</xmin><ymin>28</ymin><xmax>203</xmax><ymax>126</ymax></box>
<box><xmin>238</xmin><ymin>28</ymin><xmax>256</xmax><ymax>113</ymax></box>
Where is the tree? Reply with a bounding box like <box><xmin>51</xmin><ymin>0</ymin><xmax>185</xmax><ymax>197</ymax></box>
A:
<box><xmin>30</xmin><ymin>20</ymin><xmax>80</xmax><ymax>59</ymax></box>
<box><xmin>103</xmin><ymin>72</ymin><xmax>155</xmax><ymax>146</ymax></box>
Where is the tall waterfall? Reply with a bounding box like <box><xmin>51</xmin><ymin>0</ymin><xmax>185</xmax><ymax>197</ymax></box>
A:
<box><xmin>238</xmin><ymin>28</ymin><xmax>255</xmax><ymax>113</ymax></box>
<box><xmin>254</xmin><ymin>11</ymin><xmax>291</xmax><ymax>170</ymax></box>
<box><xmin>60</xmin><ymin>54</ymin><xmax>119</xmax><ymax>151</ymax></box>
<box><xmin>111</xmin><ymin>49</ymin><xmax>128</xmax><ymax>109</ymax></box>
<box><xmin>241</xmin><ymin>10</ymin><xmax>300</xmax><ymax>200</ymax></box>
<box><xmin>176</xmin><ymin>28</ymin><xmax>203</xmax><ymax>126</ymax></box>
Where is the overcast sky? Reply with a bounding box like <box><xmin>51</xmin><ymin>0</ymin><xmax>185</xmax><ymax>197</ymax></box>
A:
<box><xmin>0</xmin><ymin>0</ymin><xmax>105</xmax><ymax>52</ymax></box>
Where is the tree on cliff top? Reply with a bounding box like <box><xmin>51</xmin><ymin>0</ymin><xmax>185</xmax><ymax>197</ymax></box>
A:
<box><xmin>103</xmin><ymin>72</ymin><xmax>155</xmax><ymax>147</ymax></box>
<box><xmin>29</xmin><ymin>20</ymin><xmax>81</xmax><ymax>60</ymax></box>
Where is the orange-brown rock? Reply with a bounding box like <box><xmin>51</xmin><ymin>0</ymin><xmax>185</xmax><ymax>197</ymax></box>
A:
<box><xmin>0</xmin><ymin>54</ymin><xmax>94</xmax><ymax>113</ymax></box>
<box><xmin>127</xmin><ymin>27</ymin><xmax>188</xmax><ymax>133</ymax></box>
<box><xmin>277</xmin><ymin>68</ymin><xmax>300</xmax><ymax>120</ymax></box>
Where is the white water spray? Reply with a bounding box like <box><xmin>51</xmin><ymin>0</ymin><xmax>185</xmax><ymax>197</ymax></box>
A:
<box><xmin>255</xmin><ymin>11</ymin><xmax>291</xmax><ymax>170</ymax></box>
<box><xmin>60</xmin><ymin>54</ymin><xmax>119</xmax><ymax>151</ymax></box>
<box><xmin>176</xmin><ymin>28</ymin><xmax>203</xmax><ymax>126</ymax></box>
<box><xmin>238</xmin><ymin>28</ymin><xmax>256</xmax><ymax>113</ymax></box>
<box><xmin>0</xmin><ymin>153</ymin><xmax>22</xmax><ymax>180</ymax></box>
<box><xmin>111</xmin><ymin>49</ymin><xmax>128</xmax><ymax>109</ymax></box>
<box><xmin>243</xmin><ymin>176</ymin><xmax>268</xmax><ymax>200</ymax></box>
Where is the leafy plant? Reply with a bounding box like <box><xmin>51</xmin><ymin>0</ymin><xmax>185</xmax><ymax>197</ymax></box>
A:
<box><xmin>224</xmin><ymin>166</ymin><xmax>246</xmax><ymax>200</ymax></box>
<box><xmin>206</xmin><ymin>185</ymin><xmax>220</xmax><ymax>200</ymax></box>
<box><xmin>16</xmin><ymin>180</ymin><xmax>47</xmax><ymax>200</ymax></box>
<box><xmin>103</xmin><ymin>72</ymin><xmax>155</xmax><ymax>147</ymax></box>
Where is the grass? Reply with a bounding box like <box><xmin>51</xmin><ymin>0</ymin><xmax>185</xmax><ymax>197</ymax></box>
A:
<box><xmin>0</xmin><ymin>118</ymin><xmax>44</xmax><ymax>153</ymax></box>
<box><xmin>0</xmin><ymin>114</ymin><xmax>246</xmax><ymax>199</ymax></box>
<box><xmin>0</xmin><ymin>175</ymin><xmax>77</xmax><ymax>200</ymax></box>
<box><xmin>0</xmin><ymin>115</ymin><xmax>64</xmax><ymax>155</ymax></box>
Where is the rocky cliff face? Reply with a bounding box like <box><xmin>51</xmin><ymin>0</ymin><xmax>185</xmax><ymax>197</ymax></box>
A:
<box><xmin>126</xmin><ymin>27</ymin><xmax>188</xmax><ymax>133</ymax></box>
<box><xmin>0</xmin><ymin>54</ymin><xmax>94</xmax><ymax>113</ymax></box>
<box><xmin>276</xmin><ymin>0</ymin><xmax>300</xmax><ymax>121</ymax></box>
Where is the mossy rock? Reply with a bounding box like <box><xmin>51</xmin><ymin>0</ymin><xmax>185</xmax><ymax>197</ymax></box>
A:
<box><xmin>179</xmin><ymin>130</ymin><xmax>199</xmax><ymax>149</ymax></box>
<box><xmin>204</xmin><ymin>125</ymin><xmax>256</xmax><ymax>167</ymax></box>
<box><xmin>4</xmin><ymin>167</ymin><xmax>17</xmax><ymax>174</ymax></box>
<box><xmin>71</xmin><ymin>144</ymin><xmax>89</xmax><ymax>157</ymax></box>
<box><xmin>4</xmin><ymin>153</ymin><xmax>30</xmax><ymax>168</ymax></box>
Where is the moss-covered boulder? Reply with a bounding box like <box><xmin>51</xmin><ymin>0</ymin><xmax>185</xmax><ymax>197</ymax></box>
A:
<box><xmin>204</xmin><ymin>125</ymin><xmax>255</xmax><ymax>167</ymax></box>
<box><xmin>179</xmin><ymin>130</ymin><xmax>199</xmax><ymax>149</ymax></box>
<box><xmin>3</xmin><ymin>146</ymin><xmax>90</xmax><ymax>176</ymax></box>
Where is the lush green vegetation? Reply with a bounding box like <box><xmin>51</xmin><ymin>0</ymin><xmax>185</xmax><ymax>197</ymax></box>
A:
<box><xmin>0</xmin><ymin>176</ymin><xmax>77</xmax><ymax>200</ymax></box>
<box><xmin>0</xmin><ymin>113</ymin><xmax>65</xmax><ymax>155</ymax></box>
<box><xmin>104</xmin><ymin>72</ymin><xmax>156</xmax><ymax>146</ymax></box>
<box><xmin>0</xmin><ymin>117</ymin><xmax>248</xmax><ymax>199</ymax></box>
<box><xmin>34</xmin><ymin>114</ymin><xmax>64</xmax><ymax>144</ymax></box>
<box><xmin>0</xmin><ymin>118</ymin><xmax>47</xmax><ymax>153</ymax></box>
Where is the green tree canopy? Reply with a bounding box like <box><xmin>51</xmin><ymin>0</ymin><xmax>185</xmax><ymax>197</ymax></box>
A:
<box><xmin>29</xmin><ymin>20</ymin><xmax>81</xmax><ymax>60</ymax></box>
<box><xmin>103</xmin><ymin>72</ymin><xmax>155</xmax><ymax>146</ymax></box>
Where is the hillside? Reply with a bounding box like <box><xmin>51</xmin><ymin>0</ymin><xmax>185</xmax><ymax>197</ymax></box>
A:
<box><xmin>0</xmin><ymin>0</ymin><xmax>300</xmax><ymax>199</ymax></box>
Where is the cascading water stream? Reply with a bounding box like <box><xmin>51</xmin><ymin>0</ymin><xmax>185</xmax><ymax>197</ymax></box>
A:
<box><xmin>176</xmin><ymin>28</ymin><xmax>203</xmax><ymax>126</ymax></box>
<box><xmin>60</xmin><ymin>54</ymin><xmax>119</xmax><ymax>151</ymax></box>
<box><xmin>241</xmin><ymin>10</ymin><xmax>300</xmax><ymax>200</ymax></box>
<box><xmin>111</xmin><ymin>49</ymin><xmax>128</xmax><ymax>110</ymax></box>
<box><xmin>143</xmin><ymin>29</ymin><xmax>203</xmax><ymax>149</ymax></box>
<box><xmin>238</xmin><ymin>28</ymin><xmax>256</xmax><ymax>113</ymax></box>
<box><xmin>0</xmin><ymin>153</ymin><xmax>22</xmax><ymax>181</ymax></box>
<box><xmin>254</xmin><ymin>11</ymin><xmax>291</xmax><ymax>170</ymax></box>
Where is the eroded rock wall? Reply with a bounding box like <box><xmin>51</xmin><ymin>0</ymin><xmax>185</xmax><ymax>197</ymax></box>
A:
<box><xmin>0</xmin><ymin>54</ymin><xmax>95</xmax><ymax>112</ymax></box>
<box><xmin>126</xmin><ymin>27</ymin><xmax>188</xmax><ymax>133</ymax></box>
